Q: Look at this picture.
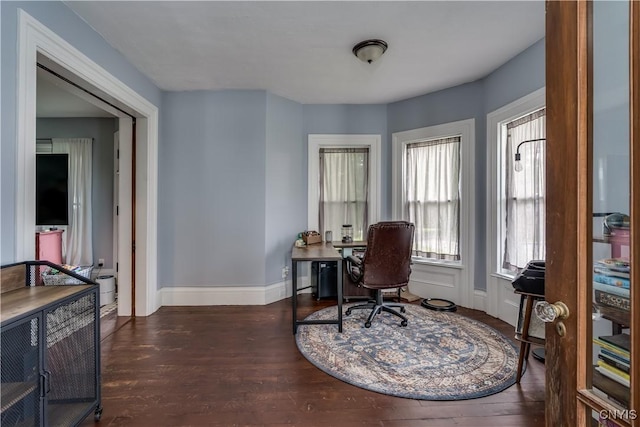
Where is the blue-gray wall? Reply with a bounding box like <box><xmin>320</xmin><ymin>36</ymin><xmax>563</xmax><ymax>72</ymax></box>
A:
<box><xmin>387</xmin><ymin>37</ymin><xmax>545</xmax><ymax>292</ymax></box>
<box><xmin>1</xmin><ymin>1</ymin><xmax>162</xmax><ymax>264</ymax></box>
<box><xmin>593</xmin><ymin>0</ymin><xmax>630</xmax><ymax>214</ymax></box>
<box><xmin>158</xmin><ymin>90</ymin><xmax>267</xmax><ymax>286</ymax></box>
<box><xmin>484</xmin><ymin>39</ymin><xmax>546</xmax><ymax>113</ymax></box>
<box><xmin>265</xmin><ymin>93</ymin><xmax>305</xmax><ymax>285</ymax></box>
<box><xmin>2</xmin><ymin>1</ymin><xmax>546</xmax><ymax>297</ymax></box>
<box><xmin>36</xmin><ymin>118</ymin><xmax>117</xmax><ymax>269</ymax></box>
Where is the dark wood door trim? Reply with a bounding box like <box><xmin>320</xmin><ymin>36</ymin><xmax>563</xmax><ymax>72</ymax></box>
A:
<box><xmin>131</xmin><ymin>119</ymin><xmax>136</xmax><ymax>318</ymax></box>
<box><xmin>545</xmin><ymin>1</ymin><xmax>590</xmax><ymax>425</ymax></box>
<box><xmin>547</xmin><ymin>1</ymin><xmax>639</xmax><ymax>425</ymax></box>
<box><xmin>630</xmin><ymin>1</ymin><xmax>640</xmax><ymax>423</ymax></box>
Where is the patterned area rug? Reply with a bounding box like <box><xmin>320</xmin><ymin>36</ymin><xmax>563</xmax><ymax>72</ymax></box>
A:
<box><xmin>295</xmin><ymin>303</ymin><xmax>521</xmax><ymax>400</ymax></box>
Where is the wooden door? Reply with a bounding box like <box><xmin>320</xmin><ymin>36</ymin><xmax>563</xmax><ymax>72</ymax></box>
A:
<box><xmin>117</xmin><ymin>117</ymin><xmax>134</xmax><ymax>317</ymax></box>
<box><xmin>545</xmin><ymin>1</ymin><xmax>639</xmax><ymax>426</ymax></box>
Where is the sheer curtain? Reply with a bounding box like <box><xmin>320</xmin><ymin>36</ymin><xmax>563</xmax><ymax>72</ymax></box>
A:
<box><xmin>503</xmin><ymin>108</ymin><xmax>546</xmax><ymax>271</ymax></box>
<box><xmin>405</xmin><ymin>136</ymin><xmax>460</xmax><ymax>260</ymax></box>
<box><xmin>319</xmin><ymin>148</ymin><xmax>369</xmax><ymax>241</ymax></box>
<box><xmin>52</xmin><ymin>138</ymin><xmax>93</xmax><ymax>266</ymax></box>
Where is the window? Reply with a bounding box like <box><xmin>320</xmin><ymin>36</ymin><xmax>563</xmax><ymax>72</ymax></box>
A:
<box><xmin>308</xmin><ymin>135</ymin><xmax>380</xmax><ymax>238</ymax></box>
<box><xmin>392</xmin><ymin>119</ymin><xmax>474</xmax><ymax>265</ymax></box>
<box><xmin>405</xmin><ymin>137</ymin><xmax>461</xmax><ymax>260</ymax></box>
<box><xmin>319</xmin><ymin>148</ymin><xmax>369</xmax><ymax>241</ymax></box>
<box><xmin>487</xmin><ymin>87</ymin><xmax>546</xmax><ymax>278</ymax></box>
<box><xmin>502</xmin><ymin>108</ymin><xmax>546</xmax><ymax>271</ymax></box>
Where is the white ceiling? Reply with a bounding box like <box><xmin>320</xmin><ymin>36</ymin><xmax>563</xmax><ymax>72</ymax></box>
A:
<box><xmin>62</xmin><ymin>0</ymin><xmax>545</xmax><ymax>105</ymax></box>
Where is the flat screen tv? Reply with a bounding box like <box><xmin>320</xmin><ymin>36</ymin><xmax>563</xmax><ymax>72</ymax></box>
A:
<box><xmin>36</xmin><ymin>153</ymin><xmax>69</xmax><ymax>226</ymax></box>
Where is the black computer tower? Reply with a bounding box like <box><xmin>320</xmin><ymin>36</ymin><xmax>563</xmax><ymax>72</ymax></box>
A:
<box><xmin>311</xmin><ymin>261</ymin><xmax>338</xmax><ymax>299</ymax></box>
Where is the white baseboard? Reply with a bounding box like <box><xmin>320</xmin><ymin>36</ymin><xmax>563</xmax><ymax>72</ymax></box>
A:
<box><xmin>154</xmin><ymin>277</ymin><xmax>496</xmax><ymax>322</ymax></box>
<box><xmin>473</xmin><ymin>289</ymin><xmax>487</xmax><ymax>313</ymax></box>
<box><xmin>158</xmin><ymin>277</ymin><xmax>311</xmax><ymax>306</ymax></box>
<box><xmin>155</xmin><ymin>276</ymin><xmax>500</xmax><ymax>314</ymax></box>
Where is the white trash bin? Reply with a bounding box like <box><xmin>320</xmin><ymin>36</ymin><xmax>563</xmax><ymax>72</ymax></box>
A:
<box><xmin>96</xmin><ymin>275</ymin><xmax>116</xmax><ymax>306</ymax></box>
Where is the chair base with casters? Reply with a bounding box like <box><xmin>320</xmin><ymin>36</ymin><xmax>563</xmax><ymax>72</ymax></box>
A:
<box><xmin>345</xmin><ymin>289</ymin><xmax>408</xmax><ymax>328</ymax></box>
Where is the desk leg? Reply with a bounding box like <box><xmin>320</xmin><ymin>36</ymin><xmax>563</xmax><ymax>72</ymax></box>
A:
<box><xmin>292</xmin><ymin>260</ymin><xmax>298</xmax><ymax>334</ymax></box>
<box><xmin>337</xmin><ymin>259</ymin><xmax>343</xmax><ymax>333</ymax></box>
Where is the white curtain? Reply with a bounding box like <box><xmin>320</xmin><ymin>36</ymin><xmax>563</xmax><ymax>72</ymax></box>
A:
<box><xmin>319</xmin><ymin>148</ymin><xmax>369</xmax><ymax>241</ymax></box>
<box><xmin>52</xmin><ymin>138</ymin><xmax>93</xmax><ymax>266</ymax></box>
<box><xmin>503</xmin><ymin>108</ymin><xmax>546</xmax><ymax>271</ymax></box>
<box><xmin>405</xmin><ymin>136</ymin><xmax>460</xmax><ymax>260</ymax></box>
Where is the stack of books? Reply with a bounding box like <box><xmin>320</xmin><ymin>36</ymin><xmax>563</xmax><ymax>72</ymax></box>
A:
<box><xmin>592</xmin><ymin>333</ymin><xmax>630</xmax><ymax>408</ymax></box>
<box><xmin>593</xmin><ymin>258</ymin><xmax>630</xmax><ymax>324</ymax></box>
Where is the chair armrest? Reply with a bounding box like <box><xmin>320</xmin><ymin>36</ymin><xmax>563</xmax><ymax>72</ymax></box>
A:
<box><xmin>345</xmin><ymin>255</ymin><xmax>364</xmax><ymax>284</ymax></box>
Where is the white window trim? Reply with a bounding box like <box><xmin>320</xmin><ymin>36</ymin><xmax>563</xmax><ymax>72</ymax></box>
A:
<box><xmin>307</xmin><ymin>134</ymin><xmax>381</xmax><ymax>232</ymax></box>
<box><xmin>486</xmin><ymin>88</ymin><xmax>546</xmax><ymax>278</ymax></box>
<box><xmin>391</xmin><ymin>119</ymin><xmax>475</xmax><ymax>309</ymax></box>
<box><xmin>485</xmin><ymin>87</ymin><xmax>545</xmax><ymax>318</ymax></box>
<box><xmin>391</xmin><ymin>118</ymin><xmax>475</xmax><ymax>267</ymax></box>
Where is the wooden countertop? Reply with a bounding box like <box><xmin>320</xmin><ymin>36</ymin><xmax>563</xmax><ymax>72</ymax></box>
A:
<box><xmin>291</xmin><ymin>242</ymin><xmax>342</xmax><ymax>261</ymax></box>
<box><xmin>331</xmin><ymin>240</ymin><xmax>367</xmax><ymax>248</ymax></box>
<box><xmin>1</xmin><ymin>285</ymin><xmax>93</xmax><ymax>325</ymax></box>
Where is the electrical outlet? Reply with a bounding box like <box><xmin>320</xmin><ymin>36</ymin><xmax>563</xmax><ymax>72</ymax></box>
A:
<box><xmin>98</xmin><ymin>258</ymin><xmax>104</xmax><ymax>267</ymax></box>
<box><xmin>282</xmin><ymin>266</ymin><xmax>290</xmax><ymax>279</ymax></box>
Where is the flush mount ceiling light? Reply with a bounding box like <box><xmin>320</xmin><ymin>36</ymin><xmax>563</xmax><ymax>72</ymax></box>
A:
<box><xmin>352</xmin><ymin>39</ymin><xmax>388</xmax><ymax>64</ymax></box>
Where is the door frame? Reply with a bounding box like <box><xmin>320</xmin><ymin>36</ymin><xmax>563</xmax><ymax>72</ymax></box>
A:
<box><xmin>113</xmin><ymin>130</ymin><xmax>120</xmax><ymax>283</ymax></box>
<box><xmin>545</xmin><ymin>2</ymin><xmax>588</xmax><ymax>424</ymax></box>
<box><xmin>15</xmin><ymin>9</ymin><xmax>159</xmax><ymax>316</ymax></box>
<box><xmin>546</xmin><ymin>1</ymin><xmax>640</xmax><ymax>425</ymax></box>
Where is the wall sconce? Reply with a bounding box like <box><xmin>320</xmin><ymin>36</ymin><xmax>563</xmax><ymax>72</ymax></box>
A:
<box><xmin>514</xmin><ymin>138</ymin><xmax>546</xmax><ymax>172</ymax></box>
<box><xmin>352</xmin><ymin>39</ymin><xmax>388</xmax><ymax>64</ymax></box>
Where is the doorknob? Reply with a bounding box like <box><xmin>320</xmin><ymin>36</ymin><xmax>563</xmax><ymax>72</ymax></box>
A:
<box><xmin>535</xmin><ymin>300</ymin><xmax>570</xmax><ymax>322</ymax></box>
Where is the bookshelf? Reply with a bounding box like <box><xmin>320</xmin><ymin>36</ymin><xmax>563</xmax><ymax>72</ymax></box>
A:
<box><xmin>591</xmin><ymin>224</ymin><xmax>632</xmax><ymax>424</ymax></box>
<box><xmin>592</xmin><ymin>333</ymin><xmax>631</xmax><ymax>417</ymax></box>
<box><xmin>593</xmin><ymin>255</ymin><xmax>630</xmax><ymax>334</ymax></box>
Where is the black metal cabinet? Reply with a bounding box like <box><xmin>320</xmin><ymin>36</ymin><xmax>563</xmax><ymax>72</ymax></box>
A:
<box><xmin>311</xmin><ymin>261</ymin><xmax>338</xmax><ymax>299</ymax></box>
<box><xmin>1</xmin><ymin>313</ymin><xmax>42</xmax><ymax>426</ymax></box>
<box><xmin>1</xmin><ymin>284</ymin><xmax>101</xmax><ymax>426</ymax></box>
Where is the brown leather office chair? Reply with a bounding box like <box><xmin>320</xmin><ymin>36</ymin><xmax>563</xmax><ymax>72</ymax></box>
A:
<box><xmin>345</xmin><ymin>221</ymin><xmax>415</xmax><ymax>328</ymax></box>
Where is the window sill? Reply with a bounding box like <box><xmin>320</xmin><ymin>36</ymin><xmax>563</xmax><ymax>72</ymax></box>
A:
<box><xmin>411</xmin><ymin>258</ymin><xmax>464</xmax><ymax>270</ymax></box>
<box><xmin>491</xmin><ymin>272</ymin><xmax>515</xmax><ymax>281</ymax></box>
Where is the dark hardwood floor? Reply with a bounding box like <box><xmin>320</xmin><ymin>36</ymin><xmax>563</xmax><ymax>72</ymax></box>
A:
<box><xmin>83</xmin><ymin>296</ymin><xmax>545</xmax><ymax>426</ymax></box>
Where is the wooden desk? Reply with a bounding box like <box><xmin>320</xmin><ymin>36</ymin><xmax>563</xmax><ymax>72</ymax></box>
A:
<box><xmin>331</xmin><ymin>240</ymin><xmax>367</xmax><ymax>249</ymax></box>
<box><xmin>291</xmin><ymin>243</ymin><xmax>343</xmax><ymax>334</ymax></box>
